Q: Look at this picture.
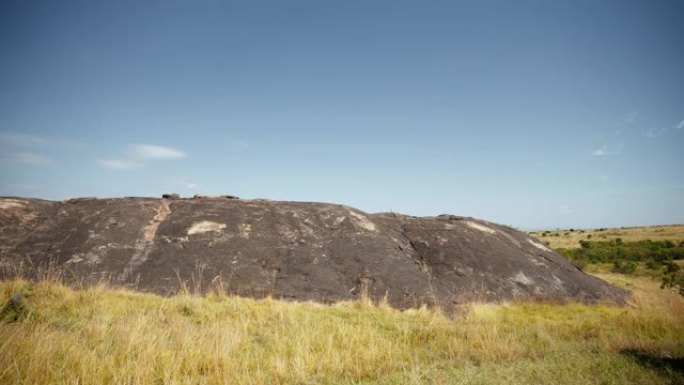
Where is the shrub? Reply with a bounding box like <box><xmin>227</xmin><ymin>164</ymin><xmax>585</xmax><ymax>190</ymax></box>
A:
<box><xmin>0</xmin><ymin>293</ymin><xmax>25</xmax><ymax>322</ymax></box>
<box><xmin>558</xmin><ymin>239</ymin><xmax>684</xmax><ymax>266</ymax></box>
<box><xmin>612</xmin><ymin>261</ymin><xmax>637</xmax><ymax>274</ymax></box>
<box><xmin>645</xmin><ymin>260</ymin><xmax>660</xmax><ymax>270</ymax></box>
<box><xmin>661</xmin><ymin>261</ymin><xmax>684</xmax><ymax>296</ymax></box>
<box><xmin>572</xmin><ymin>259</ymin><xmax>588</xmax><ymax>271</ymax></box>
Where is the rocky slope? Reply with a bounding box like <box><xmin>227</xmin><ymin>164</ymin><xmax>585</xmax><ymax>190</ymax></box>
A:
<box><xmin>0</xmin><ymin>196</ymin><xmax>627</xmax><ymax>309</ymax></box>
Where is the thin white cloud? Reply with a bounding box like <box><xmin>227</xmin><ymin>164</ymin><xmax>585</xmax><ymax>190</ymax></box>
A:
<box><xmin>0</xmin><ymin>133</ymin><xmax>46</xmax><ymax>147</ymax></box>
<box><xmin>624</xmin><ymin>110</ymin><xmax>639</xmax><ymax>124</ymax></box>
<box><xmin>613</xmin><ymin>111</ymin><xmax>639</xmax><ymax>136</ymax></box>
<box><xmin>592</xmin><ymin>145</ymin><xmax>609</xmax><ymax>156</ymax></box>
<box><xmin>644</xmin><ymin>127</ymin><xmax>667</xmax><ymax>138</ymax></box>
<box><xmin>0</xmin><ymin>132</ymin><xmax>81</xmax><ymax>148</ymax></box>
<box><xmin>3</xmin><ymin>152</ymin><xmax>54</xmax><ymax>166</ymax></box>
<box><xmin>132</xmin><ymin>144</ymin><xmax>186</xmax><ymax>159</ymax></box>
<box><xmin>676</xmin><ymin>119</ymin><xmax>684</xmax><ymax>130</ymax></box>
<box><xmin>186</xmin><ymin>182</ymin><xmax>198</xmax><ymax>189</ymax></box>
<box><xmin>5</xmin><ymin>182</ymin><xmax>41</xmax><ymax>191</ymax></box>
<box><xmin>98</xmin><ymin>159</ymin><xmax>142</xmax><ymax>170</ymax></box>
<box><xmin>231</xmin><ymin>140</ymin><xmax>249</xmax><ymax>148</ymax></box>
<box><xmin>558</xmin><ymin>205</ymin><xmax>573</xmax><ymax>215</ymax></box>
<box><xmin>99</xmin><ymin>144</ymin><xmax>186</xmax><ymax>171</ymax></box>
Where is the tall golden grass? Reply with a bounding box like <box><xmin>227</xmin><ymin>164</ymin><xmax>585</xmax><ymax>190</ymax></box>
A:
<box><xmin>0</xmin><ymin>274</ymin><xmax>682</xmax><ymax>385</ymax></box>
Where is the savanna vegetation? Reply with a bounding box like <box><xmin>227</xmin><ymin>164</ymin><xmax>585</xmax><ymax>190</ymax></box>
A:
<box><xmin>531</xmin><ymin>225</ymin><xmax>684</xmax><ymax>296</ymax></box>
<box><xmin>1</xmin><ymin>273</ymin><xmax>683</xmax><ymax>385</ymax></box>
<box><xmin>558</xmin><ymin>238</ymin><xmax>683</xmax><ymax>268</ymax></box>
<box><xmin>529</xmin><ymin>224</ymin><xmax>684</xmax><ymax>249</ymax></box>
<box><xmin>0</xmin><ymin>225</ymin><xmax>682</xmax><ymax>384</ymax></box>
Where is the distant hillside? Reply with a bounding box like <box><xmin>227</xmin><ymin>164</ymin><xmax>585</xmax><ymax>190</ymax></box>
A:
<box><xmin>529</xmin><ymin>225</ymin><xmax>684</xmax><ymax>250</ymax></box>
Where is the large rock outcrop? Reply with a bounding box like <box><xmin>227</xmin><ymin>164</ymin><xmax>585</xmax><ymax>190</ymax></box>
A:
<box><xmin>0</xmin><ymin>196</ymin><xmax>627</xmax><ymax>308</ymax></box>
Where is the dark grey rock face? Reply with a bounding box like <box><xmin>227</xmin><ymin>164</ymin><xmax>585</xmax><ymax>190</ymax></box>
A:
<box><xmin>0</xmin><ymin>197</ymin><xmax>627</xmax><ymax>308</ymax></box>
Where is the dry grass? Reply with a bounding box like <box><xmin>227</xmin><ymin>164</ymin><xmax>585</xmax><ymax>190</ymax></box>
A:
<box><xmin>529</xmin><ymin>224</ymin><xmax>684</xmax><ymax>249</ymax></box>
<box><xmin>0</xmin><ymin>275</ymin><xmax>682</xmax><ymax>385</ymax></box>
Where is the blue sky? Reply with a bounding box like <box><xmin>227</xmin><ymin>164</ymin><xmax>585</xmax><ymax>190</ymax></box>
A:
<box><xmin>1</xmin><ymin>0</ymin><xmax>683</xmax><ymax>229</ymax></box>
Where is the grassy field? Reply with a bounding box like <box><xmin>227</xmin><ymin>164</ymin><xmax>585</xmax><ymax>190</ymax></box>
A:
<box><xmin>1</xmin><ymin>274</ymin><xmax>682</xmax><ymax>385</ymax></box>
<box><xmin>529</xmin><ymin>224</ymin><xmax>684</xmax><ymax>249</ymax></box>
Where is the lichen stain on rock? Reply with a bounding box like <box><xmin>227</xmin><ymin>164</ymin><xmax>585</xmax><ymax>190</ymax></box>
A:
<box><xmin>66</xmin><ymin>252</ymin><xmax>101</xmax><ymax>265</ymax></box>
<box><xmin>527</xmin><ymin>239</ymin><xmax>552</xmax><ymax>252</ymax></box>
<box><xmin>465</xmin><ymin>221</ymin><xmax>497</xmax><ymax>234</ymax></box>
<box><xmin>238</xmin><ymin>223</ymin><xmax>251</xmax><ymax>239</ymax></box>
<box><xmin>0</xmin><ymin>200</ymin><xmax>26</xmax><ymax>209</ymax></box>
<box><xmin>143</xmin><ymin>201</ymin><xmax>171</xmax><ymax>241</ymax></box>
<box><xmin>512</xmin><ymin>271</ymin><xmax>534</xmax><ymax>286</ymax></box>
<box><xmin>349</xmin><ymin>211</ymin><xmax>377</xmax><ymax>232</ymax></box>
<box><xmin>187</xmin><ymin>221</ymin><xmax>227</xmax><ymax>235</ymax></box>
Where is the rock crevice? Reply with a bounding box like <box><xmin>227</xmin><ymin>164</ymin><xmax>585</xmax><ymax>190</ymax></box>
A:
<box><xmin>120</xmin><ymin>200</ymin><xmax>171</xmax><ymax>282</ymax></box>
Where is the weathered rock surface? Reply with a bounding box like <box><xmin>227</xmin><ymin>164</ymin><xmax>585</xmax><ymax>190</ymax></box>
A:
<box><xmin>0</xmin><ymin>196</ymin><xmax>627</xmax><ymax>308</ymax></box>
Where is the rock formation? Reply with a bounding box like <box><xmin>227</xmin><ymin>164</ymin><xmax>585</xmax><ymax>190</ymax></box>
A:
<box><xmin>0</xmin><ymin>196</ymin><xmax>627</xmax><ymax>309</ymax></box>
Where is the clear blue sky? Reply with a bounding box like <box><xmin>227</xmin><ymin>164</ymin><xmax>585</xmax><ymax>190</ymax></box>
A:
<box><xmin>1</xmin><ymin>0</ymin><xmax>683</xmax><ymax>229</ymax></box>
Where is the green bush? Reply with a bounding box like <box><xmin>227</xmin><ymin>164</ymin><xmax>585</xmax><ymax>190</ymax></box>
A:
<box><xmin>558</xmin><ymin>239</ymin><xmax>684</xmax><ymax>266</ymax></box>
<box><xmin>572</xmin><ymin>259</ymin><xmax>588</xmax><ymax>271</ymax></box>
<box><xmin>612</xmin><ymin>261</ymin><xmax>637</xmax><ymax>274</ymax></box>
<box><xmin>661</xmin><ymin>261</ymin><xmax>684</xmax><ymax>296</ymax></box>
<box><xmin>645</xmin><ymin>260</ymin><xmax>661</xmax><ymax>270</ymax></box>
<box><xmin>0</xmin><ymin>293</ymin><xmax>25</xmax><ymax>322</ymax></box>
